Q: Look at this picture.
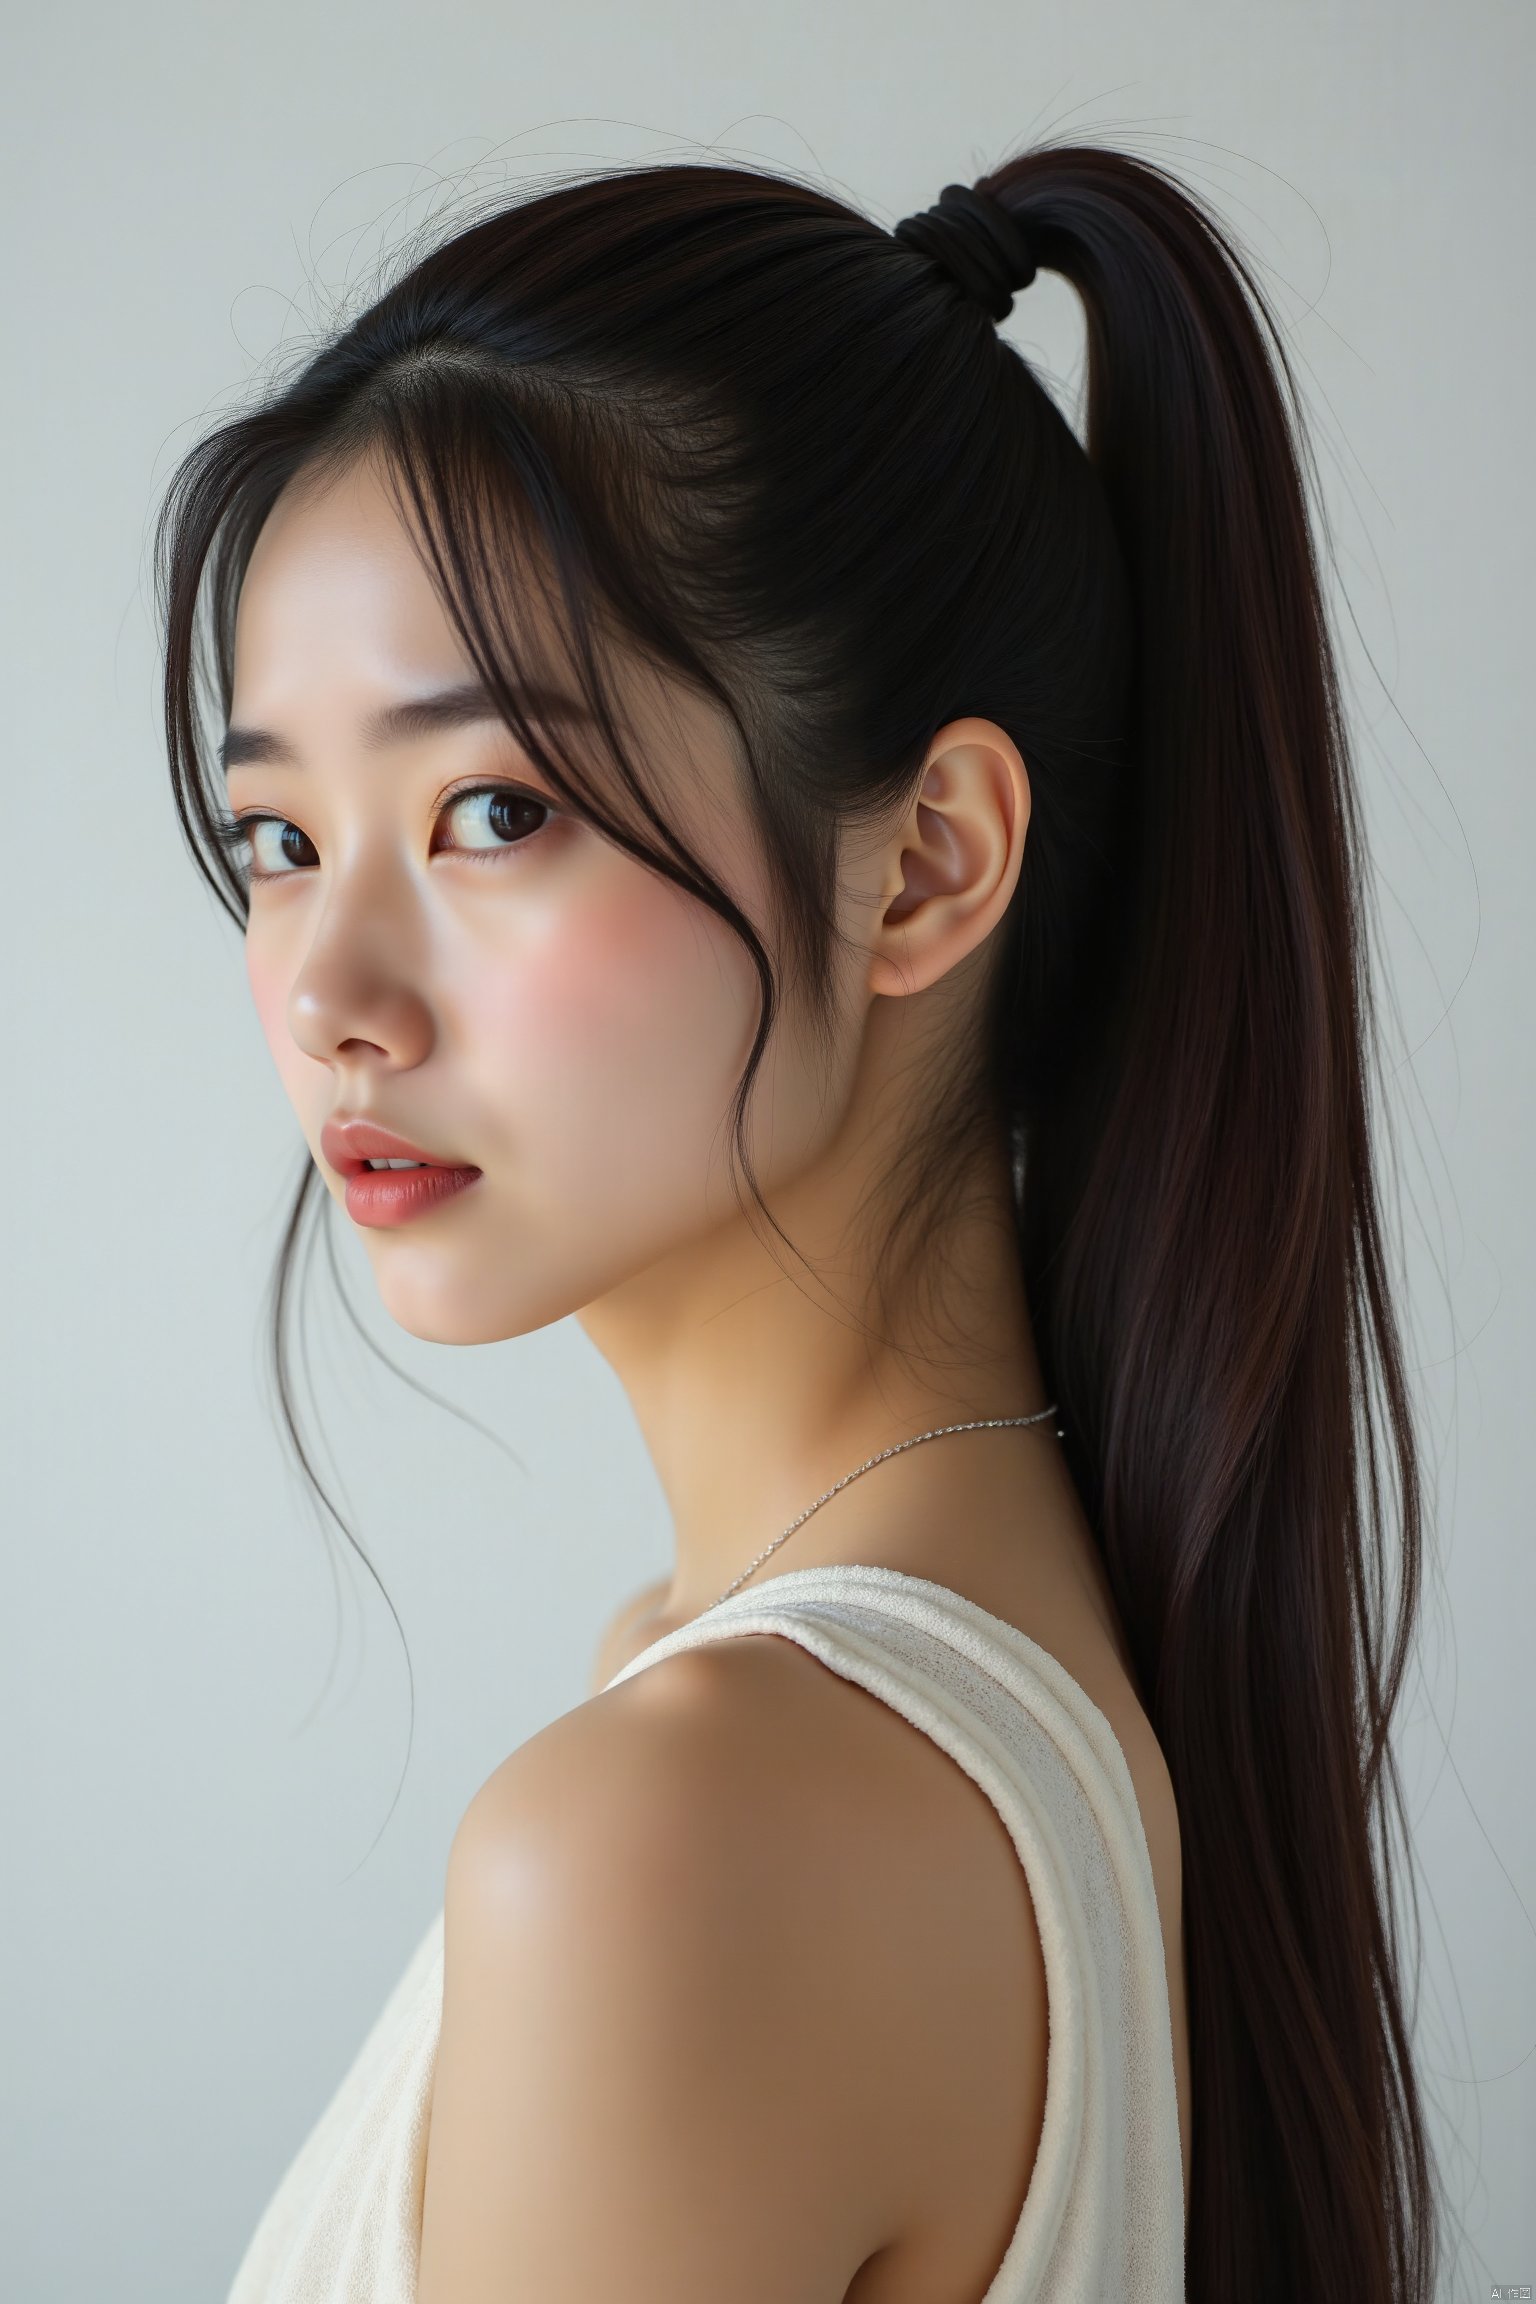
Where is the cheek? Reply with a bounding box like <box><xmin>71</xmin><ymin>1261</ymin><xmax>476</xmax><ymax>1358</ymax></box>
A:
<box><xmin>245</xmin><ymin>934</ymin><xmax>285</xmax><ymax>1046</ymax></box>
<box><xmin>465</xmin><ymin>871</ymin><xmax>763</xmax><ymax>1225</ymax></box>
<box><xmin>244</xmin><ymin>927</ymin><xmax>319</xmax><ymax>1119</ymax></box>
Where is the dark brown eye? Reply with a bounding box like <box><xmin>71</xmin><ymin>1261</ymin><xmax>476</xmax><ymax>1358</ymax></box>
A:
<box><xmin>219</xmin><ymin>814</ymin><xmax>319</xmax><ymax>882</ymax></box>
<box><xmin>440</xmin><ymin>784</ymin><xmax>554</xmax><ymax>858</ymax></box>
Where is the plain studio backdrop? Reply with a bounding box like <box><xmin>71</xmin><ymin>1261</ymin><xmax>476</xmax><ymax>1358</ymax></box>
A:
<box><xmin>2</xmin><ymin>3</ymin><xmax>1529</xmax><ymax>2297</ymax></box>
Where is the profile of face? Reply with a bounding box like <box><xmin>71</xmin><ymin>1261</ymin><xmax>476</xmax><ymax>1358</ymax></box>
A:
<box><xmin>226</xmin><ymin>451</ymin><xmax>903</xmax><ymax>1353</ymax></box>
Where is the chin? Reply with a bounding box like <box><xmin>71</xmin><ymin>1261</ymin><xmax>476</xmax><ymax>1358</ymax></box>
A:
<box><xmin>364</xmin><ymin>1251</ymin><xmax>586</xmax><ymax>1349</ymax></box>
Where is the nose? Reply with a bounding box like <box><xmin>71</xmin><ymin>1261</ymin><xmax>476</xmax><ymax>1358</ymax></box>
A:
<box><xmin>285</xmin><ymin>880</ymin><xmax>435</xmax><ymax>1074</ymax></box>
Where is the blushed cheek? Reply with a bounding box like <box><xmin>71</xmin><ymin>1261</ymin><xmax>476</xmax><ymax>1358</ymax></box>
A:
<box><xmin>244</xmin><ymin>935</ymin><xmax>309</xmax><ymax>1113</ymax></box>
<box><xmin>466</xmin><ymin>873</ymin><xmax>762</xmax><ymax>1230</ymax></box>
<box><xmin>245</xmin><ymin>937</ymin><xmax>282</xmax><ymax>1043</ymax></box>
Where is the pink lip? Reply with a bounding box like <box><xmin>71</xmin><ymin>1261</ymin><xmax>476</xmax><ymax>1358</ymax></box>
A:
<box><xmin>320</xmin><ymin>1115</ymin><xmax>479</xmax><ymax>1178</ymax></box>
<box><xmin>319</xmin><ymin>1115</ymin><xmax>483</xmax><ymax>1229</ymax></box>
<box><xmin>342</xmin><ymin>1162</ymin><xmax>482</xmax><ymax>1229</ymax></box>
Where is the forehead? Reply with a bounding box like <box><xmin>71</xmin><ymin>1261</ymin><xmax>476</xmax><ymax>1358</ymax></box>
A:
<box><xmin>232</xmin><ymin>452</ymin><xmax>477</xmax><ymax>700</ymax></box>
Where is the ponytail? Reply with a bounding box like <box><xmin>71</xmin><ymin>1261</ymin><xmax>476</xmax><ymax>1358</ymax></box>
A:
<box><xmin>985</xmin><ymin>149</ymin><xmax>1438</xmax><ymax>2301</ymax></box>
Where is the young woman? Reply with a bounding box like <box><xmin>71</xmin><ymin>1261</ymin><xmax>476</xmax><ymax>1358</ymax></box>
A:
<box><xmin>155</xmin><ymin>146</ymin><xmax>1440</xmax><ymax>2302</ymax></box>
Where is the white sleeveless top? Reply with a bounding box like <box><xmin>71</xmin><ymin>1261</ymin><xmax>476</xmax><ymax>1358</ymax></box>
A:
<box><xmin>225</xmin><ymin>1564</ymin><xmax>1187</xmax><ymax>2302</ymax></box>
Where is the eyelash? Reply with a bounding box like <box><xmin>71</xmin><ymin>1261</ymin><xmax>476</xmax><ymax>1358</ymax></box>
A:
<box><xmin>209</xmin><ymin>780</ymin><xmax>558</xmax><ymax>885</ymax></box>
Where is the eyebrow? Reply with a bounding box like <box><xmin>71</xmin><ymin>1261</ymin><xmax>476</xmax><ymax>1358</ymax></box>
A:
<box><xmin>218</xmin><ymin>681</ymin><xmax>589</xmax><ymax>774</ymax></box>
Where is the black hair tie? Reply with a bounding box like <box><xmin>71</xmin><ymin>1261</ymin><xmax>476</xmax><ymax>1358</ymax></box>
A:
<box><xmin>892</xmin><ymin>183</ymin><xmax>1038</xmax><ymax>322</ymax></box>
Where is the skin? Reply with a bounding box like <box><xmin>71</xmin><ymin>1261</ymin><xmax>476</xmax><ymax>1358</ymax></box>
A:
<box><xmin>226</xmin><ymin>446</ymin><xmax>1191</xmax><ymax>2301</ymax></box>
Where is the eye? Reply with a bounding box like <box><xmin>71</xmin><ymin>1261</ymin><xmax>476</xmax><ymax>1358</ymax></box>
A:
<box><xmin>211</xmin><ymin>781</ymin><xmax>557</xmax><ymax>885</ymax></box>
<box><xmin>206</xmin><ymin>813</ymin><xmax>317</xmax><ymax>881</ymax></box>
<box><xmin>437</xmin><ymin>783</ymin><xmax>554</xmax><ymax>860</ymax></box>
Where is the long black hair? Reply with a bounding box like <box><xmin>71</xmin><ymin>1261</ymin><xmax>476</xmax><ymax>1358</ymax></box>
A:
<box><xmin>154</xmin><ymin>144</ymin><xmax>1440</xmax><ymax>2301</ymax></box>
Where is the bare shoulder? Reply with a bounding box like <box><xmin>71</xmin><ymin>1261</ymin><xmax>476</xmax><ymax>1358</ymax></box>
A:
<box><xmin>420</xmin><ymin>1634</ymin><xmax>1050</xmax><ymax>2304</ymax></box>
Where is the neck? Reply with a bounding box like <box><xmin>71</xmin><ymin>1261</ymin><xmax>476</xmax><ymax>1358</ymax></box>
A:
<box><xmin>577</xmin><ymin>1139</ymin><xmax>1054</xmax><ymax>1628</ymax></box>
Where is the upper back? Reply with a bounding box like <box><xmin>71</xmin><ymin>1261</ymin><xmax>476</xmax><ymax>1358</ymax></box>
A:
<box><xmin>597</xmin><ymin>1554</ymin><xmax>1191</xmax><ymax>2233</ymax></box>
<box><xmin>588</xmin><ymin>1563</ymin><xmax>1188</xmax><ymax>2300</ymax></box>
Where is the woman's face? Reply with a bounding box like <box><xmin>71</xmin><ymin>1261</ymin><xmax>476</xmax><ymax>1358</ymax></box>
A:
<box><xmin>225</xmin><ymin>451</ymin><xmax>869</xmax><ymax>1347</ymax></box>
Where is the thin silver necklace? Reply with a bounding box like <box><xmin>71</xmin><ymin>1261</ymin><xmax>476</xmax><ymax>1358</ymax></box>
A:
<box><xmin>711</xmin><ymin>1405</ymin><xmax>1063</xmax><ymax>1609</ymax></box>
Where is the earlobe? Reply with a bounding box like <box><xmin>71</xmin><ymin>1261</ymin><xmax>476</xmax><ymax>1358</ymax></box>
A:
<box><xmin>865</xmin><ymin>718</ymin><xmax>1029</xmax><ymax>1001</ymax></box>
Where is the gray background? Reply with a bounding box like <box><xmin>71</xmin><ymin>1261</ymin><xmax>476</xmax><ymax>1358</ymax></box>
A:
<box><xmin>3</xmin><ymin>3</ymin><xmax>1530</xmax><ymax>2297</ymax></box>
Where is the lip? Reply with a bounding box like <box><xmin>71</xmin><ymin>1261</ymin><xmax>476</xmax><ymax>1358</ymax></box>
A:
<box><xmin>320</xmin><ymin>1115</ymin><xmax>481</xmax><ymax>1178</ymax></box>
<box><xmin>342</xmin><ymin>1162</ymin><xmax>482</xmax><ymax>1229</ymax></box>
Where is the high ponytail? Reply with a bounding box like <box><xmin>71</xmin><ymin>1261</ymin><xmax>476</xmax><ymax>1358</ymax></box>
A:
<box><xmin>155</xmin><ymin>138</ymin><xmax>1439</xmax><ymax>2301</ymax></box>
<box><xmin>982</xmin><ymin>150</ymin><xmax>1439</xmax><ymax>2301</ymax></box>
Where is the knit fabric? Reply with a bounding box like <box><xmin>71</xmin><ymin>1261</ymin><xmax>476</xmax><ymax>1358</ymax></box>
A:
<box><xmin>226</xmin><ymin>1563</ymin><xmax>1186</xmax><ymax>2301</ymax></box>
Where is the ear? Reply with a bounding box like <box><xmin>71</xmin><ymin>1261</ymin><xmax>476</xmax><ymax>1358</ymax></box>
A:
<box><xmin>866</xmin><ymin>718</ymin><xmax>1031</xmax><ymax>999</ymax></box>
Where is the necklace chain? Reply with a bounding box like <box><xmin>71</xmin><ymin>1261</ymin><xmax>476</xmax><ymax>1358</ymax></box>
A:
<box><xmin>712</xmin><ymin>1407</ymin><xmax>1063</xmax><ymax>1609</ymax></box>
